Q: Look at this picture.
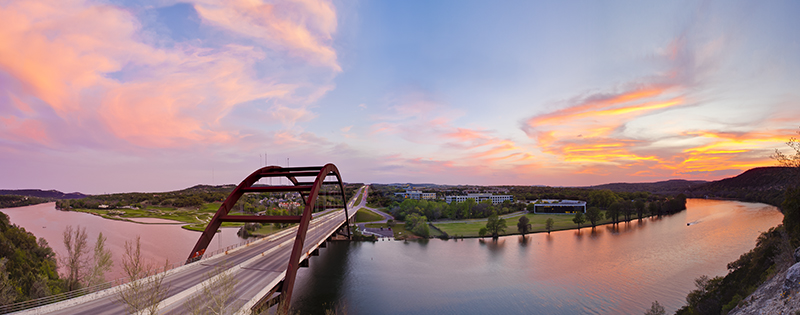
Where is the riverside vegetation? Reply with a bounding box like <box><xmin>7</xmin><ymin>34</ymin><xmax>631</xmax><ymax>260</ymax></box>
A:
<box><xmin>53</xmin><ymin>184</ymin><xmax>361</xmax><ymax>234</ymax></box>
<box><xmin>368</xmin><ymin>184</ymin><xmax>688</xmax><ymax>238</ymax></box>
<box><xmin>672</xmin><ymin>128</ymin><xmax>800</xmax><ymax>315</ymax></box>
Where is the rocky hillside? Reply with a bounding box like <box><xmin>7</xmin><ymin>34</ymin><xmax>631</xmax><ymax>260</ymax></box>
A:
<box><xmin>728</xmin><ymin>252</ymin><xmax>800</xmax><ymax>315</ymax></box>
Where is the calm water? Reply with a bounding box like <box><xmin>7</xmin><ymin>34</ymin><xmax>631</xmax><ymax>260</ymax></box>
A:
<box><xmin>290</xmin><ymin>199</ymin><xmax>783</xmax><ymax>314</ymax></box>
<box><xmin>1</xmin><ymin>199</ymin><xmax>783</xmax><ymax>314</ymax></box>
<box><xmin>0</xmin><ymin>202</ymin><xmax>242</xmax><ymax>279</ymax></box>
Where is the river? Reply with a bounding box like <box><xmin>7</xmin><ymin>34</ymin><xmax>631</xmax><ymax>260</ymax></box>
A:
<box><xmin>289</xmin><ymin>199</ymin><xmax>783</xmax><ymax>314</ymax></box>
<box><xmin>0</xmin><ymin>199</ymin><xmax>783</xmax><ymax>314</ymax></box>
<box><xmin>0</xmin><ymin>202</ymin><xmax>242</xmax><ymax>279</ymax></box>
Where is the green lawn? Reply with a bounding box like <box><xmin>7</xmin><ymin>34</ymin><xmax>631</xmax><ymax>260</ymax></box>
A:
<box><xmin>73</xmin><ymin>201</ymin><xmax>242</xmax><ymax>232</ymax></box>
<box><xmin>355</xmin><ymin>208</ymin><xmax>384</xmax><ymax>223</ymax></box>
<box><xmin>433</xmin><ymin>212</ymin><xmax>615</xmax><ymax>237</ymax></box>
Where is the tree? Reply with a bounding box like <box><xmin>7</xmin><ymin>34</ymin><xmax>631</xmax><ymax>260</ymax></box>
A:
<box><xmin>485</xmin><ymin>212</ymin><xmax>507</xmax><ymax>238</ymax></box>
<box><xmin>635</xmin><ymin>199</ymin><xmax>646</xmax><ymax>220</ymax></box>
<box><xmin>517</xmin><ymin>216</ymin><xmax>531</xmax><ymax>236</ymax></box>
<box><xmin>479</xmin><ymin>227</ymin><xmax>487</xmax><ymax>238</ymax></box>
<box><xmin>572</xmin><ymin>212</ymin><xmax>585</xmax><ymax>230</ymax></box>
<box><xmin>585</xmin><ymin>207</ymin><xmax>602</xmax><ymax>228</ymax></box>
<box><xmin>606</xmin><ymin>202</ymin><xmax>622</xmax><ymax>224</ymax></box>
<box><xmin>621</xmin><ymin>201</ymin><xmax>634</xmax><ymax>221</ymax></box>
<box><xmin>0</xmin><ymin>258</ymin><xmax>17</xmax><ymax>305</ymax></box>
<box><xmin>545</xmin><ymin>218</ymin><xmax>555</xmax><ymax>234</ymax></box>
<box><xmin>185</xmin><ymin>263</ymin><xmax>239</xmax><ymax>315</ymax></box>
<box><xmin>116</xmin><ymin>236</ymin><xmax>170</xmax><ymax>315</ymax></box>
<box><xmin>772</xmin><ymin>129</ymin><xmax>800</xmax><ymax>243</ymax></box>
<box><xmin>644</xmin><ymin>301</ymin><xmax>666</xmax><ymax>315</ymax></box>
<box><xmin>771</xmin><ymin>127</ymin><xmax>800</xmax><ymax>169</ymax></box>
<box><xmin>62</xmin><ymin>225</ymin><xmax>89</xmax><ymax>291</ymax></box>
<box><xmin>87</xmin><ymin>232</ymin><xmax>113</xmax><ymax>287</ymax></box>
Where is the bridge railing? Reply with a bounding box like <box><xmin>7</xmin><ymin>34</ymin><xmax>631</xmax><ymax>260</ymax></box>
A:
<box><xmin>0</xmin><ymin>208</ymin><xmax>353</xmax><ymax>315</ymax></box>
<box><xmin>0</xmin><ymin>279</ymin><xmax>124</xmax><ymax>314</ymax></box>
<box><xmin>0</xmin><ymin>234</ymin><xmax>266</xmax><ymax>314</ymax></box>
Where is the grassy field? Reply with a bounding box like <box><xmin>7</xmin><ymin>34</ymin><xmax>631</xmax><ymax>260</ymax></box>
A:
<box><xmin>355</xmin><ymin>208</ymin><xmax>384</xmax><ymax>222</ymax></box>
<box><xmin>73</xmin><ymin>201</ymin><xmax>241</xmax><ymax>231</ymax></box>
<box><xmin>433</xmin><ymin>212</ymin><xmax>615</xmax><ymax>237</ymax></box>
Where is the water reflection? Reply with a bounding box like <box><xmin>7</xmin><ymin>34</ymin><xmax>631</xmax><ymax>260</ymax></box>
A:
<box><xmin>290</xmin><ymin>199</ymin><xmax>783</xmax><ymax>315</ymax></box>
<box><xmin>1</xmin><ymin>203</ymin><xmax>244</xmax><ymax>279</ymax></box>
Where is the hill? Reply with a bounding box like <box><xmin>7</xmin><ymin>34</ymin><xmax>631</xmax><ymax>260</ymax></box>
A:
<box><xmin>586</xmin><ymin>179</ymin><xmax>708</xmax><ymax>195</ymax></box>
<box><xmin>0</xmin><ymin>189</ymin><xmax>87</xmax><ymax>200</ymax></box>
<box><xmin>686</xmin><ymin>166</ymin><xmax>798</xmax><ymax>207</ymax></box>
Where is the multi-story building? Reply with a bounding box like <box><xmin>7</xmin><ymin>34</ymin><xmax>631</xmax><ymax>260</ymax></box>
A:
<box><xmin>395</xmin><ymin>190</ymin><xmax>437</xmax><ymax>200</ymax></box>
<box><xmin>445</xmin><ymin>193</ymin><xmax>513</xmax><ymax>205</ymax></box>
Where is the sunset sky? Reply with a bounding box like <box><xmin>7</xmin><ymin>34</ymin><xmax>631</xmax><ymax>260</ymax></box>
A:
<box><xmin>2</xmin><ymin>0</ymin><xmax>799</xmax><ymax>194</ymax></box>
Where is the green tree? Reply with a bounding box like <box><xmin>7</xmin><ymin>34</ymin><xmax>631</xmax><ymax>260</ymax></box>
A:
<box><xmin>606</xmin><ymin>202</ymin><xmax>622</xmax><ymax>224</ymax></box>
<box><xmin>545</xmin><ymin>218</ymin><xmax>555</xmax><ymax>234</ymax></box>
<box><xmin>517</xmin><ymin>216</ymin><xmax>531</xmax><ymax>236</ymax></box>
<box><xmin>0</xmin><ymin>258</ymin><xmax>17</xmax><ymax>305</ymax></box>
<box><xmin>635</xmin><ymin>199</ymin><xmax>646</xmax><ymax>220</ymax></box>
<box><xmin>572</xmin><ymin>212</ymin><xmax>586</xmax><ymax>229</ymax></box>
<box><xmin>644</xmin><ymin>301</ymin><xmax>666</xmax><ymax>315</ymax></box>
<box><xmin>478</xmin><ymin>227</ymin><xmax>487</xmax><ymax>238</ymax></box>
<box><xmin>585</xmin><ymin>207</ymin><xmax>602</xmax><ymax>228</ymax></box>
<box><xmin>485</xmin><ymin>212</ymin><xmax>507</xmax><ymax>238</ymax></box>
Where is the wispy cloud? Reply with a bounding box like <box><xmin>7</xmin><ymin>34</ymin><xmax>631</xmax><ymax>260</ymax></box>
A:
<box><xmin>0</xmin><ymin>0</ymin><xmax>339</xmax><ymax>151</ymax></box>
<box><xmin>192</xmin><ymin>0</ymin><xmax>340</xmax><ymax>71</ymax></box>
<box><xmin>519</xmin><ymin>31</ymin><xmax>792</xmax><ymax>180</ymax></box>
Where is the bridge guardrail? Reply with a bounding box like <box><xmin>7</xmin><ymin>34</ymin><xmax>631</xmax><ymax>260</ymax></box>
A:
<box><xmin>0</xmin><ymin>235</ymin><xmax>264</xmax><ymax>314</ymax></box>
<box><xmin>0</xmin><ymin>208</ymin><xmax>352</xmax><ymax>315</ymax></box>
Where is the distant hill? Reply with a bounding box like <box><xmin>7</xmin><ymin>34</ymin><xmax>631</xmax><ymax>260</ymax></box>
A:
<box><xmin>0</xmin><ymin>189</ymin><xmax>87</xmax><ymax>199</ymax></box>
<box><xmin>686</xmin><ymin>166</ymin><xmax>798</xmax><ymax>207</ymax></box>
<box><xmin>587</xmin><ymin>179</ymin><xmax>708</xmax><ymax>195</ymax></box>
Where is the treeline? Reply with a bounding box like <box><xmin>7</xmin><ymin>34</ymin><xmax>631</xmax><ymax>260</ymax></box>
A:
<box><xmin>56</xmin><ymin>183</ymin><xmax>361</xmax><ymax>212</ymax></box>
<box><xmin>391</xmin><ymin>198</ymin><xmax>524</xmax><ymax>221</ymax></box>
<box><xmin>0</xmin><ymin>212</ymin><xmax>62</xmax><ymax>304</ymax></box>
<box><xmin>507</xmin><ymin>186</ymin><xmax>652</xmax><ymax>204</ymax></box>
<box><xmin>0</xmin><ymin>195</ymin><xmax>50</xmax><ymax>209</ymax></box>
<box><xmin>677</xmin><ymin>177</ymin><xmax>800</xmax><ymax>314</ymax></box>
<box><xmin>56</xmin><ymin>185</ymin><xmax>235</xmax><ymax>210</ymax></box>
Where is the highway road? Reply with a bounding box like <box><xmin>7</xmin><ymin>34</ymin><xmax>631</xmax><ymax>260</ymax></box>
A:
<box><xmin>18</xmin><ymin>186</ymin><xmax>366</xmax><ymax>315</ymax></box>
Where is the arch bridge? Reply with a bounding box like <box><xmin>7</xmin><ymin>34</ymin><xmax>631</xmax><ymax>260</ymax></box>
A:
<box><xmin>10</xmin><ymin>164</ymin><xmax>361</xmax><ymax>315</ymax></box>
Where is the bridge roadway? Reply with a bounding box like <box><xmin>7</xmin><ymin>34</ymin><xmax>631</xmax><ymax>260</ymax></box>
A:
<box><xmin>19</xmin><ymin>186</ymin><xmax>366</xmax><ymax>315</ymax></box>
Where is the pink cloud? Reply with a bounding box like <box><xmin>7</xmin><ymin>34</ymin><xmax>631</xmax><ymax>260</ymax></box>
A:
<box><xmin>0</xmin><ymin>0</ymin><xmax>338</xmax><ymax>151</ymax></box>
<box><xmin>192</xmin><ymin>0</ymin><xmax>340</xmax><ymax>71</ymax></box>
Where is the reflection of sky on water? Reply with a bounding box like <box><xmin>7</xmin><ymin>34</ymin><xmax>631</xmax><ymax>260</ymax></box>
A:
<box><xmin>291</xmin><ymin>199</ymin><xmax>782</xmax><ymax>314</ymax></box>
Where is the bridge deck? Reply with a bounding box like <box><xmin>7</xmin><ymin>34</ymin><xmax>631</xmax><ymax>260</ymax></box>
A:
<box><xmin>16</xmin><ymin>187</ymin><xmax>363</xmax><ymax>315</ymax></box>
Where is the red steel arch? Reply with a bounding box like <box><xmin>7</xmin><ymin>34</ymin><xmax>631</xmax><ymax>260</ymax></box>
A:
<box><xmin>186</xmin><ymin>163</ymin><xmax>350</xmax><ymax>310</ymax></box>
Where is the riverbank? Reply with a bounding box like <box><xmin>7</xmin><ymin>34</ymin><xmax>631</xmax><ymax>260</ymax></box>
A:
<box><xmin>430</xmin><ymin>210</ymin><xmax>664</xmax><ymax>238</ymax></box>
<box><xmin>289</xmin><ymin>199</ymin><xmax>785</xmax><ymax>314</ymax></box>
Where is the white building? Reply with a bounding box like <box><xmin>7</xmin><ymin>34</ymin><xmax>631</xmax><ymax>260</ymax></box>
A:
<box><xmin>395</xmin><ymin>190</ymin><xmax>437</xmax><ymax>200</ymax></box>
<box><xmin>445</xmin><ymin>193</ymin><xmax>513</xmax><ymax>205</ymax></box>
